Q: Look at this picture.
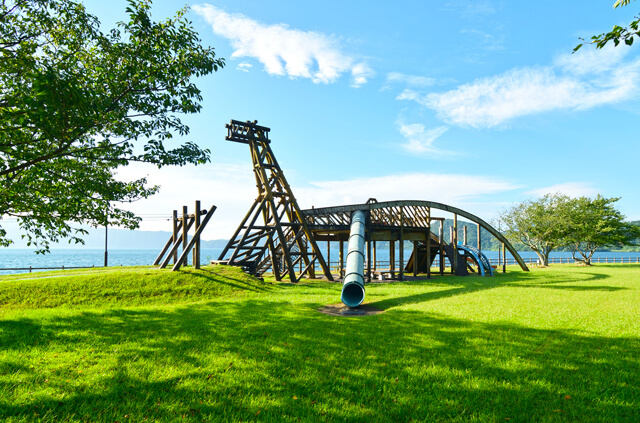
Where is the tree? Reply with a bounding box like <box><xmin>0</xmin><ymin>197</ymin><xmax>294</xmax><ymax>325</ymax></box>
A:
<box><xmin>500</xmin><ymin>193</ymin><xmax>571</xmax><ymax>266</ymax></box>
<box><xmin>574</xmin><ymin>0</ymin><xmax>640</xmax><ymax>51</ymax></box>
<box><xmin>562</xmin><ymin>196</ymin><xmax>640</xmax><ymax>265</ymax></box>
<box><xmin>1</xmin><ymin>0</ymin><xmax>224</xmax><ymax>252</ymax></box>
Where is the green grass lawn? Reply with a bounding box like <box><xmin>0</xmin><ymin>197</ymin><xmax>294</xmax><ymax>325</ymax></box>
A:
<box><xmin>1</xmin><ymin>264</ymin><xmax>639</xmax><ymax>422</ymax></box>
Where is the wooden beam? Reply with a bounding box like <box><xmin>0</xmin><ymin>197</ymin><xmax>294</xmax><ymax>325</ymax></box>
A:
<box><xmin>399</xmin><ymin>207</ymin><xmax>404</xmax><ymax>281</ymax></box>
<box><xmin>426</xmin><ymin>221</ymin><xmax>431</xmax><ymax>279</ymax></box>
<box><xmin>172</xmin><ymin>210</ymin><xmax>178</xmax><ymax>264</ymax></box>
<box><xmin>172</xmin><ymin>206</ymin><xmax>217</xmax><ymax>271</ymax></box>
<box><xmin>160</xmin><ymin>217</ymin><xmax>195</xmax><ymax>269</ymax></box>
<box><xmin>182</xmin><ymin>206</ymin><xmax>188</xmax><ymax>266</ymax></box>
<box><xmin>154</xmin><ymin>218</ymin><xmax>183</xmax><ymax>265</ymax></box>
<box><xmin>194</xmin><ymin>200</ymin><xmax>201</xmax><ymax>270</ymax></box>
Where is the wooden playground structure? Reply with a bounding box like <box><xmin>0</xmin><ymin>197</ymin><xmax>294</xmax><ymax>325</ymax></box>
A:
<box><xmin>213</xmin><ymin>120</ymin><xmax>529</xmax><ymax>282</ymax></box>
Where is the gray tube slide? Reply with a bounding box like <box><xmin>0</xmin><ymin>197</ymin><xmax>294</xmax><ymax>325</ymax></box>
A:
<box><xmin>341</xmin><ymin>210</ymin><xmax>366</xmax><ymax>307</ymax></box>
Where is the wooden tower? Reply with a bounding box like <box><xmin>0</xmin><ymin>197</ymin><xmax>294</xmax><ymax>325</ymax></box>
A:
<box><xmin>217</xmin><ymin>120</ymin><xmax>333</xmax><ymax>282</ymax></box>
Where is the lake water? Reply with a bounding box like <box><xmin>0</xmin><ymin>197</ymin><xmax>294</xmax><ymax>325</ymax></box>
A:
<box><xmin>1</xmin><ymin>247</ymin><xmax>639</xmax><ymax>275</ymax></box>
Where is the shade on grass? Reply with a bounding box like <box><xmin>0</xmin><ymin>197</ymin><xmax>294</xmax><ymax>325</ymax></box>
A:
<box><xmin>0</xmin><ymin>264</ymin><xmax>639</xmax><ymax>421</ymax></box>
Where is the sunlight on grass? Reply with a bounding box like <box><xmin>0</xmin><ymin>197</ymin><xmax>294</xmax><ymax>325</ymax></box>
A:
<box><xmin>0</xmin><ymin>264</ymin><xmax>639</xmax><ymax>421</ymax></box>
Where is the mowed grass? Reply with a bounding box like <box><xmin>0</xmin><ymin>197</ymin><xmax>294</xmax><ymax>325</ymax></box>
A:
<box><xmin>0</xmin><ymin>264</ymin><xmax>639</xmax><ymax>422</ymax></box>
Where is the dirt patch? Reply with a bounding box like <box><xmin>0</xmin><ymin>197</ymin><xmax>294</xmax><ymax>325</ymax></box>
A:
<box><xmin>317</xmin><ymin>303</ymin><xmax>385</xmax><ymax>317</ymax></box>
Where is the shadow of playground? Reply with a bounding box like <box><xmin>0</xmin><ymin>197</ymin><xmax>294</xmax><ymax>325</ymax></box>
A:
<box><xmin>367</xmin><ymin>270</ymin><xmax>619</xmax><ymax>311</ymax></box>
<box><xmin>0</xmin><ymin>299</ymin><xmax>638</xmax><ymax>421</ymax></box>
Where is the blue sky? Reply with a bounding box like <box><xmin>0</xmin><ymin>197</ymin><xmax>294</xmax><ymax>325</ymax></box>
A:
<box><xmin>76</xmin><ymin>0</ymin><xmax>640</xmax><ymax>240</ymax></box>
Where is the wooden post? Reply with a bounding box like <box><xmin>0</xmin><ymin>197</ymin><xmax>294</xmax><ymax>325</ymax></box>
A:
<box><xmin>452</xmin><ymin>214</ymin><xmax>458</xmax><ymax>275</ymax></box>
<box><xmin>172</xmin><ymin>205</ymin><xmax>217</xmax><ymax>271</ymax></box>
<box><xmin>327</xmin><ymin>240</ymin><xmax>331</xmax><ymax>272</ymax></box>
<box><xmin>373</xmin><ymin>241</ymin><xmax>377</xmax><ymax>271</ymax></box>
<box><xmin>339</xmin><ymin>240</ymin><xmax>344</xmax><ymax>278</ymax></box>
<box><xmin>502</xmin><ymin>242</ymin><xmax>506</xmax><ymax>274</ymax></box>
<box><xmin>390</xmin><ymin>240</ymin><xmax>396</xmax><ymax>279</ymax></box>
<box><xmin>463</xmin><ymin>225</ymin><xmax>468</xmax><ymax>245</ymax></box>
<box><xmin>477</xmin><ymin>224</ymin><xmax>481</xmax><ymax>251</ymax></box>
<box><xmin>399</xmin><ymin>207</ymin><xmax>404</xmax><ymax>281</ymax></box>
<box><xmin>426</xmin><ymin>222</ymin><xmax>431</xmax><ymax>279</ymax></box>
<box><xmin>193</xmin><ymin>200</ymin><xmax>201</xmax><ymax>270</ymax></box>
<box><xmin>413</xmin><ymin>240</ymin><xmax>418</xmax><ymax>277</ymax></box>
<box><xmin>439</xmin><ymin>223</ymin><xmax>444</xmax><ymax>276</ymax></box>
<box><xmin>367</xmin><ymin>235</ymin><xmax>372</xmax><ymax>283</ymax></box>
<box><xmin>172</xmin><ymin>210</ymin><xmax>178</xmax><ymax>264</ymax></box>
<box><xmin>182</xmin><ymin>206</ymin><xmax>189</xmax><ymax>266</ymax></box>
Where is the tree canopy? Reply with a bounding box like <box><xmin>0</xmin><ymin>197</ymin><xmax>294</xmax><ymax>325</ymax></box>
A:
<box><xmin>501</xmin><ymin>194</ymin><xmax>639</xmax><ymax>265</ymax></box>
<box><xmin>562</xmin><ymin>196</ymin><xmax>640</xmax><ymax>265</ymax></box>
<box><xmin>500</xmin><ymin>193</ymin><xmax>571</xmax><ymax>266</ymax></box>
<box><xmin>574</xmin><ymin>0</ymin><xmax>640</xmax><ymax>51</ymax></box>
<box><xmin>0</xmin><ymin>0</ymin><xmax>224</xmax><ymax>252</ymax></box>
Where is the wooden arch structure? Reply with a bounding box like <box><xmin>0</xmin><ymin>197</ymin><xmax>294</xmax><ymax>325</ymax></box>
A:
<box><xmin>301</xmin><ymin>200</ymin><xmax>529</xmax><ymax>275</ymax></box>
<box><xmin>216</xmin><ymin>119</ymin><xmax>529</xmax><ymax>281</ymax></box>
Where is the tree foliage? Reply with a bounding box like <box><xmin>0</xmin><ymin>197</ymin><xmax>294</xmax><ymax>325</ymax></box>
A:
<box><xmin>500</xmin><ymin>193</ymin><xmax>571</xmax><ymax>266</ymax></box>
<box><xmin>0</xmin><ymin>0</ymin><xmax>224</xmax><ymax>252</ymax></box>
<box><xmin>574</xmin><ymin>0</ymin><xmax>640</xmax><ymax>51</ymax></box>
<box><xmin>562</xmin><ymin>196</ymin><xmax>640</xmax><ymax>265</ymax></box>
<box><xmin>502</xmin><ymin>194</ymin><xmax>640</xmax><ymax>265</ymax></box>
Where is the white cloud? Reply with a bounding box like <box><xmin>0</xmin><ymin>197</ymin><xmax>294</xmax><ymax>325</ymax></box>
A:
<box><xmin>396</xmin><ymin>89</ymin><xmax>421</xmax><ymax>101</ymax></box>
<box><xmin>297</xmin><ymin>173</ymin><xmax>519</xmax><ymax>211</ymax></box>
<box><xmin>115</xmin><ymin>161</ymin><xmax>519</xmax><ymax>239</ymax></box>
<box><xmin>193</xmin><ymin>4</ymin><xmax>372</xmax><ymax>86</ymax></box>
<box><xmin>387</xmin><ymin>72</ymin><xmax>436</xmax><ymax>88</ymax></box>
<box><xmin>398</xmin><ymin>123</ymin><xmax>449</xmax><ymax>154</ymax></box>
<box><xmin>526</xmin><ymin>182</ymin><xmax>600</xmax><ymax>198</ymax></box>
<box><xmin>236</xmin><ymin>62</ymin><xmax>252</xmax><ymax>72</ymax></box>
<box><xmin>401</xmin><ymin>46</ymin><xmax>640</xmax><ymax>128</ymax></box>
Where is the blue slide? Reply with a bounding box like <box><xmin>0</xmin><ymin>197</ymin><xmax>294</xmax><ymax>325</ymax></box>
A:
<box><xmin>456</xmin><ymin>244</ymin><xmax>494</xmax><ymax>276</ymax></box>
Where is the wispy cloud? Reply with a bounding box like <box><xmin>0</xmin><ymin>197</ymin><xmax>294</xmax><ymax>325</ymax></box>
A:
<box><xmin>236</xmin><ymin>62</ymin><xmax>252</xmax><ymax>72</ymax></box>
<box><xmin>526</xmin><ymin>182</ymin><xmax>600</xmax><ymax>198</ymax></box>
<box><xmin>460</xmin><ymin>28</ymin><xmax>505</xmax><ymax>51</ymax></box>
<box><xmin>387</xmin><ymin>72</ymin><xmax>436</xmax><ymax>88</ymax></box>
<box><xmin>399</xmin><ymin>46</ymin><xmax>640</xmax><ymax>128</ymax></box>
<box><xmin>398</xmin><ymin>123</ymin><xmax>449</xmax><ymax>154</ymax></box>
<box><xmin>193</xmin><ymin>4</ymin><xmax>373</xmax><ymax>87</ymax></box>
<box><xmin>444</xmin><ymin>0</ymin><xmax>498</xmax><ymax>17</ymax></box>
<box><xmin>298</xmin><ymin>173</ymin><xmax>519</xmax><ymax>211</ymax></box>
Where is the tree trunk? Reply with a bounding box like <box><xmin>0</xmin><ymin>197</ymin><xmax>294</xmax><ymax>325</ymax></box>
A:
<box><xmin>534</xmin><ymin>250</ymin><xmax>549</xmax><ymax>266</ymax></box>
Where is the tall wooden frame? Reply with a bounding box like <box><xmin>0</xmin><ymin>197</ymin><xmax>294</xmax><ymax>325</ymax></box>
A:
<box><xmin>218</xmin><ymin>120</ymin><xmax>333</xmax><ymax>282</ymax></box>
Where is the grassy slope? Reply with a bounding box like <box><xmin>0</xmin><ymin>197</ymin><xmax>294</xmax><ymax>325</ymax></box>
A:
<box><xmin>0</xmin><ymin>265</ymin><xmax>639</xmax><ymax>422</ymax></box>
